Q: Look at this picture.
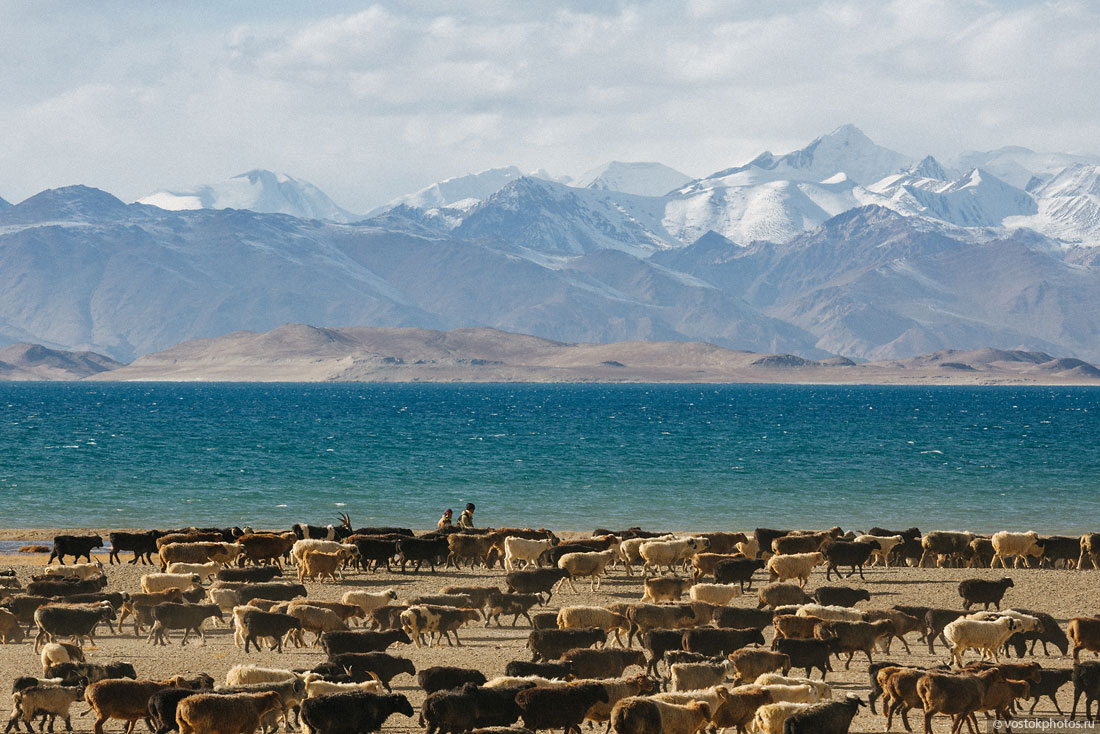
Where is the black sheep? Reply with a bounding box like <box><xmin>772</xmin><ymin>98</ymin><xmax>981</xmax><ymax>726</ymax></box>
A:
<box><xmin>147</xmin><ymin>688</ymin><xmax>200</xmax><ymax>734</ymax></box>
<box><xmin>503</xmin><ymin>660</ymin><xmax>576</xmax><ymax>680</ymax></box>
<box><xmin>527</xmin><ymin>628</ymin><xmax>606</xmax><ymax>662</ymax></box>
<box><xmin>216</xmin><ymin>566</ymin><xmax>283</xmax><ymax>583</ymax></box>
<box><xmin>235</xmin><ymin>582</ymin><xmax>308</xmax><ymax>604</ymax></box>
<box><xmin>238</xmin><ymin>609</ymin><xmax>302</xmax><ymax>653</ymax></box>
<box><xmin>642</xmin><ymin>629</ymin><xmax>685</xmax><ymax>676</ymax></box>
<box><xmin>421</xmin><ymin>684</ymin><xmax>480</xmax><ymax>734</ymax></box>
<box><xmin>812</xmin><ymin>586</ymin><xmax>871</xmax><ymax>608</ymax></box>
<box><xmin>505</xmin><ymin>569</ymin><xmax>571</xmax><ymax>605</ymax></box>
<box><xmin>1073</xmin><ymin>661</ymin><xmax>1100</xmax><ymax>721</ymax></box>
<box><xmin>328</xmin><ymin>653</ymin><xmax>416</xmax><ymax>691</ymax></box>
<box><xmin>681</xmin><ymin>627</ymin><xmax>765</xmax><ymax>658</ymax></box>
<box><xmin>782</xmin><ymin>694</ymin><xmax>865</xmax><ymax>734</ymax></box>
<box><xmin>470</xmin><ymin>684</ymin><xmax>538</xmax><ymax>728</ymax></box>
<box><xmin>321</xmin><ymin>629</ymin><xmax>411</xmax><ymax>657</ymax></box>
<box><xmin>1028</xmin><ymin>667</ymin><xmax>1073</xmax><ymax>715</ymax></box>
<box><xmin>1006</xmin><ymin>607</ymin><xmax>1069</xmax><ymax>657</ymax></box>
<box><xmin>45</xmin><ymin>661</ymin><xmax>136</xmax><ymax>684</ymax></box>
<box><xmin>560</xmin><ymin>648</ymin><xmax>646</xmax><ymax>679</ymax></box>
<box><xmin>823</xmin><ymin>541</ymin><xmax>877</xmax><ymax>581</ymax></box>
<box><xmin>923</xmin><ymin>608</ymin><xmax>966</xmax><ymax>653</ymax></box>
<box><xmin>529</xmin><ymin>612</ymin><xmax>558</xmax><ymax>630</ymax></box>
<box><xmin>712</xmin><ymin>606</ymin><xmax>773</xmax><ymax>630</ymax></box>
<box><xmin>515</xmin><ymin>683</ymin><xmax>609</xmax><ymax>734</ymax></box>
<box><xmin>775</xmin><ymin>637</ymin><xmax>838</xmax><ymax>680</ymax></box>
<box><xmin>298</xmin><ymin>691</ymin><xmax>414</xmax><ymax>734</ymax></box>
<box><xmin>348</xmin><ymin>537</ymin><xmax>399</xmax><ymax>573</ymax></box>
<box><xmin>957</xmin><ymin>577</ymin><xmax>1014</xmax><ymax>611</ymax></box>
<box><xmin>713</xmin><ymin>558</ymin><xmax>765</xmax><ymax>591</ymax></box>
<box><xmin>416</xmin><ymin>667</ymin><xmax>488</xmax><ymax>696</ymax></box>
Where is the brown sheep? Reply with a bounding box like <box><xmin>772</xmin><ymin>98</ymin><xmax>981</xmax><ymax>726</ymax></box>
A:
<box><xmin>1069</xmin><ymin>617</ymin><xmax>1100</xmax><ymax>663</ymax></box>
<box><xmin>176</xmin><ymin>691</ymin><xmax>284</xmax><ymax>734</ymax></box>
<box><xmin>85</xmin><ymin>679</ymin><xmax>178</xmax><ymax>734</ymax></box>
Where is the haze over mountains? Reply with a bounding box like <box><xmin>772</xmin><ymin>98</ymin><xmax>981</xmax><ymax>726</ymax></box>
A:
<box><xmin>4</xmin><ymin>125</ymin><xmax>1100</xmax><ymax>367</ymax></box>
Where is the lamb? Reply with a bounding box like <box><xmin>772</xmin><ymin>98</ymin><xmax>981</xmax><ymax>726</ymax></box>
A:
<box><xmin>11</xmin><ymin>684</ymin><xmax>83</xmax><ymax>733</ymax></box>
<box><xmin>669</xmin><ymin>660</ymin><xmax>737</xmax><ymax>691</ymax></box>
<box><xmin>299</xmin><ymin>549</ymin><xmax>354</xmax><ymax>583</ymax></box>
<box><xmin>147</xmin><ymin>602</ymin><xmax>224</xmax><ymax>646</ymax></box>
<box><xmin>854</xmin><ymin>534</ymin><xmax>902</xmax><ymax>567</ymax></box>
<box><xmin>917</xmin><ymin>668</ymin><xmax>1005</xmax><ymax>734</ymax></box>
<box><xmin>484</xmin><ymin>593</ymin><xmax>540</xmax><ymax>627</ymax></box>
<box><xmin>811</xmin><ymin>586</ymin><xmax>870</xmax><ymax>608</ymax></box>
<box><xmin>556</xmin><ymin>550</ymin><xmax>620</xmax><ymax>592</ymax></box>
<box><xmin>687</xmin><ymin>583</ymin><xmax>741</xmax><ymax>606</ymax></box>
<box><xmin>640</xmin><ymin>576</ymin><xmax>692</xmax><ymax>603</ymax></box>
<box><xmin>737</xmin><ymin>538</ymin><xmax>761</xmax><ymax>558</ymax></box>
<box><xmin>958</xmin><ymin>577</ymin><xmax>1014</xmax><ymax>610</ymax></box>
<box><xmin>781</xmin><ymin>694</ymin><xmax>864</xmax><ymax>734</ymax></box>
<box><xmin>26</xmin><ymin>577</ymin><xmax>108</xmax><ymax>597</ymax></box>
<box><xmin>765</xmin><ymin>552</ymin><xmax>823</xmax><ymax>587</ymax></box>
<box><xmin>47</xmin><ymin>535</ymin><xmax>103</xmax><ymax>565</ymax></box>
<box><xmin>504</xmin><ymin>537</ymin><xmax>555</xmax><ymax>571</ymax></box>
<box><xmin>712</xmin><ymin>608</ymin><xmax>774</xmax><ymax>634</ymax></box>
<box><xmin>417</xmin><ymin>667</ymin><xmax>488</xmax><ymax>695</ymax></box>
<box><xmin>689</xmin><ymin>553</ymin><xmax>742</xmax><ymax>582</ymax></box>
<box><xmin>876</xmin><ymin>665</ymin><xmax>929</xmax><ymax>730</ymax></box>
<box><xmin>400</xmin><ymin>605</ymin><xmax>482</xmax><ymax>647</ymax></box>
<box><xmin>556</xmin><ymin>607</ymin><xmax>630</xmax><ymax>646</ymax></box>
<box><xmin>165</xmin><ymin>562</ymin><xmax>222</xmax><ymax>582</ymax></box>
<box><xmin>515</xmin><ymin>683</ymin><xmax>610</xmax><ymax>734</ymax></box>
<box><xmin>175</xmin><ymin>691</ymin><xmax>286</xmax><ymax>734</ymax></box>
<box><xmin>505</xmin><ymin>568</ymin><xmax>571</xmax><ymax>604</ymax></box>
<box><xmin>320</xmin><ymin>629</ymin><xmax>411</xmax><ymax>656</ymax></box>
<box><xmin>751</xmin><ymin>701</ymin><xmax>810</xmax><ymax>734</ymax></box>
<box><xmin>757</xmin><ymin>583</ymin><xmax>811</xmax><ymax>610</ymax></box>
<box><xmin>85</xmin><ymin>678</ymin><xmax>177</xmax><ymax>734</ymax></box>
<box><xmin>288</xmin><ymin>604</ymin><xmax>349</xmax><ymax>645</ymax></box>
<box><xmin>813</xmin><ymin>619</ymin><xmax>892</xmax><ymax>669</ymax></box>
<box><xmin>942</xmin><ymin>615</ymin><xmax>1021</xmax><ymax>666</ymax></box>
<box><xmin>341</xmin><ymin>589</ymin><xmax>398</xmax><ymax>620</ymax></box>
<box><xmin>796</xmin><ymin>603</ymin><xmax>863</xmax><ymax>622</ymax></box>
<box><xmin>1069</xmin><ymin>617</ymin><xmax>1100</xmax><ymax>663</ymax></box>
<box><xmin>990</xmin><ymin>530</ymin><xmax>1042</xmax><ymax>569</ymax></box>
<box><xmin>775</xmin><ymin>638</ymin><xmax>838</xmax><ymax>680</ymax></box>
<box><xmin>528</xmin><ymin>628</ymin><xmax>607</xmax><ymax>662</ymax></box>
<box><xmin>610</xmin><ymin>696</ymin><xmax>711</xmax><ymax>734</ymax></box>
<box><xmin>39</xmin><ymin>642</ymin><xmax>84</xmax><ymax>674</ymax></box>
<box><xmin>561</xmin><ymin>648</ymin><xmax>646</xmax><ymax>679</ymax></box>
<box><xmin>728</xmin><ymin>649</ymin><xmax>791</xmax><ymax>683</ymax></box>
<box><xmin>755</xmin><ymin>673</ymin><xmax>832</xmax><ymax>700</ymax></box>
<box><xmin>639</xmin><ymin>537</ymin><xmax>707</xmax><ymax>576</ymax></box>
<box><xmin>141</xmin><ymin>573</ymin><xmax>202</xmax><ymax>594</ymax></box>
<box><xmin>713</xmin><ymin>558</ymin><xmax>765</xmax><ymax>591</ymax></box>
<box><xmin>682</xmin><ymin>627</ymin><xmax>765</xmax><ymax>658</ymax></box>
<box><xmin>822</xmin><ymin>541</ymin><xmax>876</xmax><ymax>581</ymax></box>
<box><xmin>918</xmin><ymin>531</ymin><xmax>974</xmax><ymax>568</ymax></box>
<box><xmin>325</xmin><ymin>653</ymin><xmax>416</xmax><ymax>691</ymax></box>
<box><xmin>1072</xmin><ymin>660</ymin><xmax>1100</xmax><ymax>721</ymax></box>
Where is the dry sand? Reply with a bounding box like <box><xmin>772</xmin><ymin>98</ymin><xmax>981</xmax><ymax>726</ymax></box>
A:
<box><xmin>0</xmin><ymin>537</ymin><xmax>1093</xmax><ymax>734</ymax></box>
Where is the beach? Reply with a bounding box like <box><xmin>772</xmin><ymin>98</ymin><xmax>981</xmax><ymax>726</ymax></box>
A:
<box><xmin>0</xmin><ymin>531</ymin><xmax>1092</xmax><ymax>734</ymax></box>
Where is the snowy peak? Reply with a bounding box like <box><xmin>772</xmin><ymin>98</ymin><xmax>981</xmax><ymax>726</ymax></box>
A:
<box><xmin>575</xmin><ymin>161</ymin><xmax>692</xmax><ymax>197</ymax></box>
<box><xmin>908</xmin><ymin>156</ymin><xmax>949</xmax><ymax>181</ymax></box>
<box><xmin>1005</xmin><ymin>163</ymin><xmax>1100</xmax><ymax>247</ymax></box>
<box><xmin>955</xmin><ymin>146</ymin><xmax>1100</xmax><ymax>189</ymax></box>
<box><xmin>692</xmin><ymin>124</ymin><xmax>912</xmax><ymax>189</ymax></box>
<box><xmin>1032</xmin><ymin>164</ymin><xmax>1100</xmax><ymax>199</ymax></box>
<box><xmin>138</xmin><ymin>169</ymin><xmax>359</xmax><ymax>223</ymax></box>
<box><xmin>370</xmin><ymin>166</ymin><xmax>525</xmax><ymax>215</ymax></box>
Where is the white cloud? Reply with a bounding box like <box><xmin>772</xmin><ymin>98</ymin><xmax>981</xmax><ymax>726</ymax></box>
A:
<box><xmin>0</xmin><ymin>1</ymin><xmax>1097</xmax><ymax>211</ymax></box>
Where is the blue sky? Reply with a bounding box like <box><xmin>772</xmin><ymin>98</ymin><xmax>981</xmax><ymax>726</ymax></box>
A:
<box><xmin>2</xmin><ymin>0</ymin><xmax>1097</xmax><ymax>211</ymax></box>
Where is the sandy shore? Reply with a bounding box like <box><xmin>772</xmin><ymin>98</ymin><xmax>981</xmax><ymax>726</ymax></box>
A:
<box><xmin>0</xmin><ymin>536</ymin><xmax>1091</xmax><ymax>734</ymax></box>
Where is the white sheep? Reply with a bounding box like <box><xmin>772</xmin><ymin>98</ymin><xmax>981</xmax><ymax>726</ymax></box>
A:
<box><xmin>39</xmin><ymin>642</ymin><xmax>83</xmax><ymax>674</ymax></box>
<box><xmin>13</xmin><ymin>685</ymin><xmax>84</xmax><ymax>732</ymax></box>
<box><xmin>688</xmin><ymin>583</ymin><xmax>742</xmax><ymax>605</ymax></box>
<box><xmin>230</xmin><ymin>605</ymin><xmax>266</xmax><ymax>649</ymax></box>
<box><xmin>42</xmin><ymin>562</ymin><xmax>104</xmax><ymax>581</ymax></box>
<box><xmin>225</xmin><ymin>664</ymin><xmax>314</xmax><ymax>686</ymax></box>
<box><xmin>669</xmin><ymin>660</ymin><xmax>737</xmax><ymax>691</ymax></box>
<box><xmin>206</xmin><ymin>587</ymin><xmax>241</xmax><ymax>623</ymax></box>
<box><xmin>556</xmin><ymin>549</ymin><xmax>620</xmax><ymax>592</ymax></box>
<box><xmin>765</xmin><ymin>552</ymin><xmax>823</xmax><ymax>587</ymax></box>
<box><xmin>484</xmin><ymin>675</ymin><xmax>569</xmax><ymax>688</ymax></box>
<box><xmin>942</xmin><ymin>615</ymin><xmax>1021</xmax><ymax>666</ymax></box>
<box><xmin>854</xmin><ymin>534</ymin><xmax>903</xmax><ymax>567</ymax></box>
<box><xmin>287</xmin><ymin>604</ymin><xmax>347</xmax><ymax>645</ymax></box>
<box><xmin>503</xmin><ymin>537</ymin><xmax>555</xmax><ymax>571</ymax></box>
<box><xmin>640</xmin><ymin>537</ymin><xmax>708</xmax><ymax>576</ymax></box>
<box><xmin>140</xmin><ymin>572</ymin><xmax>201</xmax><ymax>593</ymax></box>
<box><xmin>304</xmin><ymin>678</ymin><xmax>384</xmax><ymax>697</ymax></box>
<box><xmin>991</xmin><ymin>531</ymin><xmax>1042</xmax><ymax>569</ymax></box>
<box><xmin>341</xmin><ymin>588</ymin><xmax>398</xmax><ymax>622</ymax></box>
<box><xmin>736</xmin><ymin>538</ymin><xmax>760</xmax><ymax>558</ymax></box>
<box><xmin>795</xmin><ymin>603</ymin><xmax>864</xmax><ymax>622</ymax></box>
<box><xmin>619</xmin><ymin>535</ymin><xmax>675</xmax><ymax>576</ymax></box>
<box><xmin>650</xmin><ymin>685</ymin><xmax>728</xmax><ymax>726</ymax></box>
<box><xmin>751</xmin><ymin>701</ymin><xmax>811</xmax><ymax>734</ymax></box>
<box><xmin>646</xmin><ymin>699</ymin><xmax>712</xmax><ymax>734</ymax></box>
<box><xmin>754</xmin><ymin>673</ymin><xmax>832</xmax><ymax>699</ymax></box>
<box><xmin>757</xmin><ymin>683</ymin><xmax>822</xmax><ymax>704</ymax></box>
<box><xmin>290</xmin><ymin>539</ymin><xmax>357</xmax><ymax>566</ymax></box>
<box><xmin>166</xmin><ymin>561</ymin><xmax>222</xmax><ymax>582</ymax></box>
<box><xmin>968</xmin><ymin>609</ymin><xmax>1041</xmax><ymax>632</ymax></box>
<box><xmin>556</xmin><ymin>606</ymin><xmax>630</xmax><ymax>645</ymax></box>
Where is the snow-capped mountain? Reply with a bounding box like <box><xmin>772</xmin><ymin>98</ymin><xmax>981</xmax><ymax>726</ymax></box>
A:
<box><xmin>682</xmin><ymin>124</ymin><xmax>913</xmax><ymax>190</ymax></box>
<box><xmin>574</xmin><ymin>161</ymin><xmax>692</xmax><ymax>197</ymax></box>
<box><xmin>138</xmin><ymin>169</ymin><xmax>359</xmax><ymax>223</ymax></box>
<box><xmin>368</xmin><ymin>166</ymin><xmax>526</xmax><ymax>215</ymax></box>
<box><xmin>954</xmin><ymin>146</ymin><xmax>1100</xmax><ymax>190</ymax></box>
<box><xmin>1005</xmin><ymin>164</ymin><xmax>1100</xmax><ymax>246</ymax></box>
<box><xmin>870</xmin><ymin>165</ymin><xmax>1036</xmax><ymax>228</ymax></box>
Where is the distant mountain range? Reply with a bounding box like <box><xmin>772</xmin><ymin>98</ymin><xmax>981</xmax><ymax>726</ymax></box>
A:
<box><xmin>3</xmin><ymin>125</ymin><xmax>1100</xmax><ymax>365</ymax></box>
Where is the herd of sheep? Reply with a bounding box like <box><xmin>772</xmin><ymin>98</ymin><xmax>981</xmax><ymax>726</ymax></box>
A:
<box><xmin>1</xmin><ymin>522</ymin><xmax>1100</xmax><ymax>734</ymax></box>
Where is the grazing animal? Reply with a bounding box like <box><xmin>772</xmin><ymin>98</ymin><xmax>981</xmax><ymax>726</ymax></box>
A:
<box><xmin>958</xmin><ymin>577</ymin><xmax>1014</xmax><ymax>611</ymax></box>
<box><xmin>299</xmin><ymin>691</ymin><xmax>414</xmax><ymax>734</ymax></box>
<box><xmin>175</xmin><ymin>691</ymin><xmax>284</xmax><ymax>734</ymax></box>
<box><xmin>47</xmin><ymin>535</ymin><xmax>103</xmax><ymax>565</ymax></box>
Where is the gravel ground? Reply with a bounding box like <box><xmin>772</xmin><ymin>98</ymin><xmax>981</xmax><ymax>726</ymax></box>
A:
<box><xmin>0</xmin><ymin>537</ymin><xmax>1093</xmax><ymax>734</ymax></box>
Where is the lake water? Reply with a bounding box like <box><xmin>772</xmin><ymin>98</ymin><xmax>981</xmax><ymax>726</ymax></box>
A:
<box><xmin>1</xmin><ymin>383</ymin><xmax>1097</xmax><ymax>533</ymax></box>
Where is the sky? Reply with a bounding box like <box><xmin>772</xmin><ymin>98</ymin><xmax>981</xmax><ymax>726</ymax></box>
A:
<box><xmin>2</xmin><ymin>0</ymin><xmax>1098</xmax><ymax>213</ymax></box>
